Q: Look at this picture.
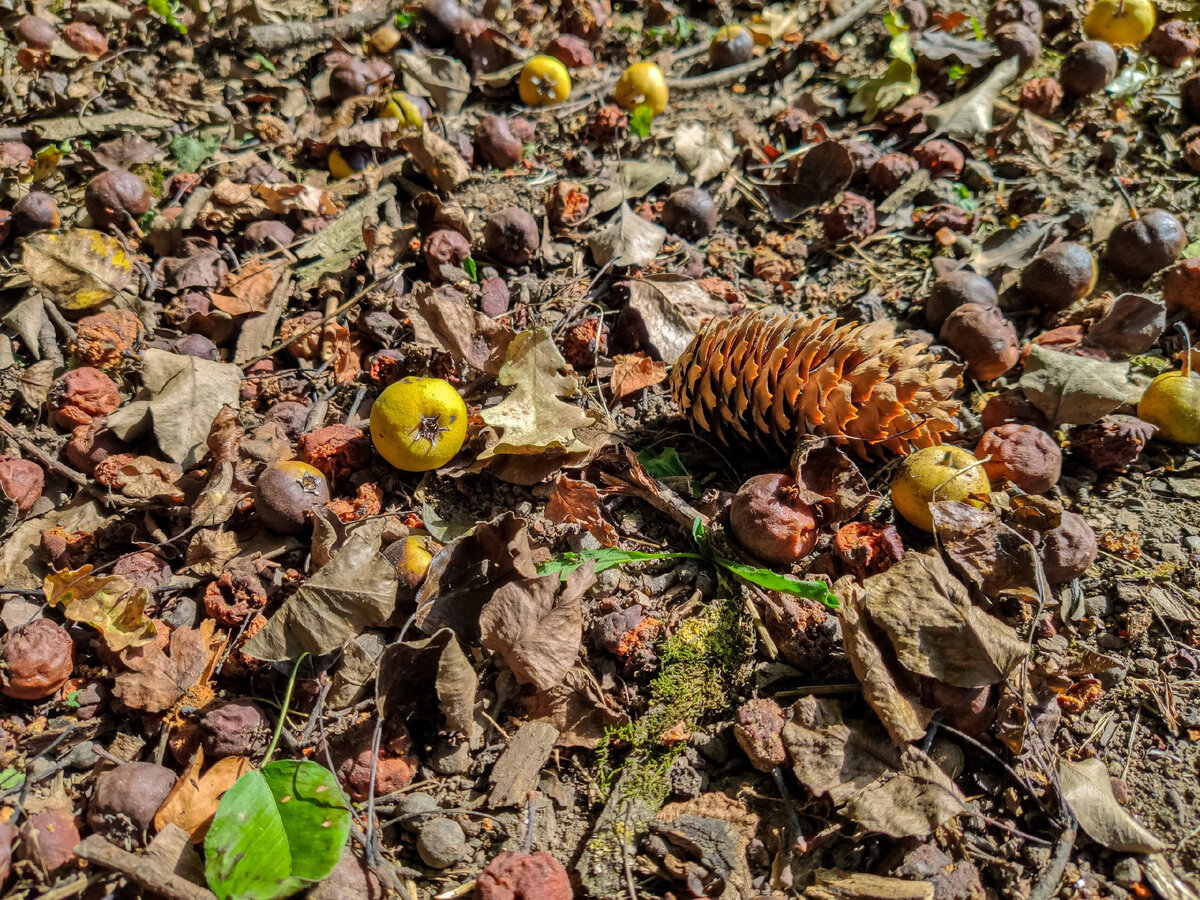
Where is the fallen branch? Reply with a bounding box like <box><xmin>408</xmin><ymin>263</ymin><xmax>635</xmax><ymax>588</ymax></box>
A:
<box><xmin>248</xmin><ymin>0</ymin><xmax>405</xmax><ymax>52</ymax></box>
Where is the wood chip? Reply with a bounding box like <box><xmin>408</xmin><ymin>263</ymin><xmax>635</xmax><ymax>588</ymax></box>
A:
<box><xmin>487</xmin><ymin>720</ymin><xmax>559</xmax><ymax>809</ymax></box>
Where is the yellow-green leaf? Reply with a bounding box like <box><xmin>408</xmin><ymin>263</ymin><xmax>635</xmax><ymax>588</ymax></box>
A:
<box><xmin>22</xmin><ymin>229</ymin><xmax>134</xmax><ymax>310</ymax></box>
<box><xmin>478</xmin><ymin>328</ymin><xmax>593</xmax><ymax>460</ymax></box>
<box><xmin>43</xmin><ymin>565</ymin><xmax>157</xmax><ymax>651</ymax></box>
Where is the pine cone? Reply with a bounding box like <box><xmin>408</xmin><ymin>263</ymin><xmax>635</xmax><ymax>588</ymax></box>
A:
<box><xmin>670</xmin><ymin>311</ymin><xmax>962</xmax><ymax>458</ymax></box>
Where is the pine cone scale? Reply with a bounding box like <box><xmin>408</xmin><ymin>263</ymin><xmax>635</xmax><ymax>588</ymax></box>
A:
<box><xmin>671</xmin><ymin>311</ymin><xmax>962</xmax><ymax>459</ymax></box>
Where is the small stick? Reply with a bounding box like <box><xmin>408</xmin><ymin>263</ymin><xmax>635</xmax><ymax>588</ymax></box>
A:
<box><xmin>0</xmin><ymin>416</ymin><xmax>88</xmax><ymax>488</ymax></box>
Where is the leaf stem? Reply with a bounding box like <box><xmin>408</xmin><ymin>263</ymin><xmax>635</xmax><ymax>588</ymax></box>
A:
<box><xmin>263</xmin><ymin>652</ymin><xmax>309</xmax><ymax>766</ymax></box>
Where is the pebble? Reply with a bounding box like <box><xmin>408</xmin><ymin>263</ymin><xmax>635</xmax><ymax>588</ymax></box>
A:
<box><xmin>397</xmin><ymin>792</ymin><xmax>437</xmax><ymax>833</ymax></box>
<box><xmin>429</xmin><ymin>738</ymin><xmax>471</xmax><ymax>775</ymax></box>
<box><xmin>417</xmin><ymin>818</ymin><xmax>467</xmax><ymax>869</ymax></box>
<box><xmin>1184</xmin><ymin>535</ymin><xmax>1200</xmax><ymax>555</ymax></box>
<box><xmin>1112</xmin><ymin>857</ymin><xmax>1141</xmax><ymax>888</ymax></box>
<box><xmin>1083</xmin><ymin>595</ymin><xmax>1113</xmax><ymax>619</ymax></box>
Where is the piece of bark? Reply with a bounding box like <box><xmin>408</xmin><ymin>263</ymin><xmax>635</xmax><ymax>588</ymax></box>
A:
<box><xmin>76</xmin><ymin>828</ymin><xmax>215</xmax><ymax>900</ymax></box>
<box><xmin>488</xmin><ymin>720</ymin><xmax>560</xmax><ymax>809</ymax></box>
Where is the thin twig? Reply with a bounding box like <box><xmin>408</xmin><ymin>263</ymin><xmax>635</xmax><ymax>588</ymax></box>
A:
<box><xmin>1028</xmin><ymin>821</ymin><xmax>1077</xmax><ymax>900</ymax></box>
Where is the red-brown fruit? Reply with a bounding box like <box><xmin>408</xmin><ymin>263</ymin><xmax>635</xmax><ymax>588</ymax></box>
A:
<box><xmin>329</xmin><ymin>59</ymin><xmax>380</xmax><ymax>102</ymax></box>
<box><xmin>1060</xmin><ymin>41</ymin><xmax>1118</xmax><ymax>97</ymax></box>
<box><xmin>254</xmin><ymin>461</ymin><xmax>330</xmax><ymax>535</ymax></box>
<box><xmin>980</xmin><ymin>388</ymin><xmax>1048</xmax><ymax>430</ymax></box>
<box><xmin>1069</xmin><ymin>415</ymin><xmax>1155</xmax><ymax>472</ymax></box>
<box><xmin>65</xmin><ymin>422</ymin><xmax>129</xmax><ymax>473</ymax></box>
<box><xmin>1144</xmin><ymin>19</ymin><xmax>1199</xmax><ymax>68</ymax></box>
<box><xmin>421</xmin><ymin>0</ymin><xmax>467</xmax><ymax>45</ymax></box>
<box><xmin>993</xmin><ymin>23</ymin><xmax>1042</xmax><ymax>73</ymax></box>
<box><xmin>913</xmin><ymin>139</ymin><xmax>964</xmax><ymax>178</ymax></box>
<box><xmin>1162</xmin><ymin>258</ymin><xmax>1200</xmax><ymax>315</ymax></box>
<box><xmin>61</xmin><ymin>21</ymin><xmax>107</xmax><ymax>55</ymax></box>
<box><xmin>730</xmin><ymin>473</ymin><xmax>819</xmax><ymax>565</ymax></box>
<box><xmin>474</xmin><ymin>116</ymin><xmax>523</xmax><ymax>169</ymax></box>
<box><xmin>1104</xmin><ymin>210</ymin><xmax>1186</xmax><ymax>279</ymax></box>
<box><xmin>85</xmin><ymin>169</ymin><xmax>152</xmax><ymax>231</ymax></box>
<box><xmin>921</xmin><ymin>680</ymin><xmax>995</xmax><ymax>737</ymax></box>
<box><xmin>73</xmin><ymin>309</ymin><xmax>141</xmax><ymax>370</ymax></box>
<box><xmin>661</xmin><ymin>187</ymin><xmax>719</xmax><ymax>242</ymax></box>
<box><xmin>1021</xmin><ymin>241</ymin><xmax>1097</xmax><ymax>311</ymax></box>
<box><xmin>474</xmin><ymin>851</ymin><xmax>572</xmax><ymax>900</ymax></box>
<box><xmin>925</xmin><ymin>270</ymin><xmax>998</xmax><ymax>329</ymax></box>
<box><xmin>14</xmin><ymin>15</ymin><xmax>57</xmax><ymax>49</ymax></box>
<box><xmin>544</xmin><ymin>33</ymin><xmax>594</xmax><ymax>68</ymax></box>
<box><xmin>546</xmin><ymin>181</ymin><xmax>589</xmax><ymax>229</ymax></box>
<box><xmin>47</xmin><ymin>367</ymin><xmax>121</xmax><ymax>429</ymax></box>
<box><xmin>0</xmin><ymin>619</ymin><xmax>73</xmax><ymax>700</ymax></box>
<box><xmin>483</xmin><ymin>208</ymin><xmax>539</xmax><ymax>266</ymax></box>
<box><xmin>17</xmin><ymin>808</ymin><xmax>79</xmax><ymax>873</ymax></box>
<box><xmin>0</xmin><ymin>456</ymin><xmax>44</xmax><ymax>514</ymax></box>
<box><xmin>986</xmin><ymin>0</ymin><xmax>1043</xmax><ymax>35</ymax></box>
<box><xmin>88</xmin><ymin>762</ymin><xmax>177</xmax><ymax>841</ymax></box>
<box><xmin>1019</xmin><ymin>77</ymin><xmax>1064</xmax><ymax>117</ymax></box>
<box><xmin>867</xmin><ymin>152</ymin><xmax>918</xmax><ymax>195</ymax></box>
<box><xmin>558</xmin><ymin>0</ymin><xmax>611</xmax><ymax>42</ymax></box>
<box><xmin>833</xmin><ymin>521</ymin><xmax>904</xmax><ymax>579</ymax></box>
<box><xmin>423</xmin><ymin>229</ymin><xmax>472</xmax><ymax>272</ymax></box>
<box><xmin>1041</xmin><ymin>510</ymin><xmax>1097</xmax><ymax>583</ymax></box>
<box><xmin>1184</xmin><ymin>74</ymin><xmax>1200</xmax><ymax>121</ymax></box>
<box><xmin>976</xmin><ymin>424</ymin><xmax>1062</xmax><ymax>493</ymax></box>
<box><xmin>823</xmin><ymin>192</ymin><xmax>876</xmax><ymax>242</ymax></box>
<box><xmin>200</xmin><ymin>699</ymin><xmax>270</xmax><ymax>758</ymax></box>
<box><xmin>12</xmin><ymin>191</ymin><xmax>59</xmax><ymax>235</ymax></box>
<box><xmin>940</xmin><ymin>305</ymin><xmax>1019</xmax><ymax>381</ymax></box>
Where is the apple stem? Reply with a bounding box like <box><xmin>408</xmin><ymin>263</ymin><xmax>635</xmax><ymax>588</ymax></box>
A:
<box><xmin>1178</xmin><ymin>321</ymin><xmax>1193</xmax><ymax>378</ymax></box>
<box><xmin>1112</xmin><ymin>177</ymin><xmax>1138</xmax><ymax>220</ymax></box>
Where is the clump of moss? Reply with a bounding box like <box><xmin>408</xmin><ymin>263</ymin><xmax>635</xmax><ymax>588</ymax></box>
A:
<box><xmin>595</xmin><ymin>598</ymin><xmax>753</xmax><ymax>807</ymax></box>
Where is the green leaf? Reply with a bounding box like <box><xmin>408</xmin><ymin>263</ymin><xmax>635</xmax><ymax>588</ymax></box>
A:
<box><xmin>1183</xmin><ymin>238</ymin><xmax>1200</xmax><ymax>259</ymax></box>
<box><xmin>0</xmin><ymin>768</ymin><xmax>24</xmax><ymax>791</ymax></box>
<box><xmin>170</xmin><ymin>133</ymin><xmax>222</xmax><ymax>173</ymax></box>
<box><xmin>539</xmin><ymin>547</ymin><xmax>701</xmax><ymax>577</ymax></box>
<box><xmin>252</xmin><ymin>52</ymin><xmax>277</xmax><ymax>72</ymax></box>
<box><xmin>205</xmin><ymin>760</ymin><xmax>350</xmax><ymax>900</ymax></box>
<box><xmin>396</xmin><ymin>10</ymin><xmax>416</xmax><ymax>28</ymax></box>
<box><xmin>969</xmin><ymin>16</ymin><xmax>985</xmax><ymax>40</ymax></box>
<box><xmin>463</xmin><ymin>257</ymin><xmax>478</xmax><ymax>283</ymax></box>
<box><xmin>713</xmin><ymin>558</ymin><xmax>840</xmax><ymax>610</ymax></box>
<box><xmin>629</xmin><ymin>106</ymin><xmax>654</xmax><ymax>138</ymax></box>
<box><xmin>639</xmin><ymin>447</ymin><xmax>690</xmax><ymax>480</ymax></box>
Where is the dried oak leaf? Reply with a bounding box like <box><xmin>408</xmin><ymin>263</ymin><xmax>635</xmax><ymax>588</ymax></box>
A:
<box><xmin>838</xmin><ymin>580</ymin><xmax>930</xmax><ymax>745</ymax></box>
<box><xmin>43</xmin><ymin>565</ymin><xmax>156</xmax><ymax>651</ymax></box>
<box><xmin>416</xmin><ymin>513</ymin><xmax>537</xmax><ymax>640</ymax></box>
<box><xmin>104</xmin><ymin>349</ymin><xmax>242</xmax><ymax>467</ymax></box>
<box><xmin>478</xmin><ymin>328</ymin><xmax>594</xmax><ymax>460</ymax></box>
<box><xmin>182</xmin><ymin>529</ymin><xmax>240</xmax><ymax>578</ymax></box>
<box><xmin>931</xmin><ymin>501</ymin><xmax>1039</xmax><ymax>596</ymax></box>
<box><xmin>406</xmin><ymin>283</ymin><xmax>514</xmax><ymax>376</ymax></box>
<box><xmin>209</xmin><ymin>257</ymin><xmax>280</xmax><ymax>316</ymax></box>
<box><xmin>478</xmin><ymin>565</ymin><xmax>595</xmax><ymax>692</ymax></box>
<box><xmin>113</xmin><ymin>620</ymin><xmax>217</xmax><ymax>713</ymax></box>
<box><xmin>1059</xmin><ymin>757</ymin><xmax>1166</xmax><ymax>853</ymax></box>
<box><xmin>609</xmin><ymin>354</ymin><xmax>667</xmax><ymax>400</ymax></box>
<box><xmin>243</xmin><ymin>517</ymin><xmax>397</xmax><ymax>661</ymax></box>
<box><xmin>860</xmin><ymin>551</ymin><xmax>1026</xmax><ymax>688</ymax></box>
<box><xmin>782</xmin><ymin>695</ymin><xmax>969</xmax><ymax>837</ymax></box>
<box><xmin>376</xmin><ymin>628</ymin><xmax>477</xmax><ymax>734</ymax></box>
<box><xmin>545</xmin><ymin>475</ymin><xmax>617</xmax><ymax>546</ymax></box>
<box><xmin>154</xmin><ymin>752</ymin><xmax>251</xmax><ymax>843</ymax></box>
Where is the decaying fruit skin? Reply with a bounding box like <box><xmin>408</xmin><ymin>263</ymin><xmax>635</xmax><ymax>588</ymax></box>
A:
<box><xmin>1060</xmin><ymin>40</ymin><xmax>1118</xmax><ymax>97</ymax></box>
<box><xmin>976</xmin><ymin>423</ymin><xmax>1062</xmax><ymax>493</ymax></box>
<box><xmin>254</xmin><ymin>460</ymin><xmax>330</xmax><ymax>534</ymax></box>
<box><xmin>1040</xmin><ymin>510</ymin><xmax>1098</xmax><ymax>583</ymax></box>
<box><xmin>729</xmin><ymin>473</ymin><xmax>819</xmax><ymax>565</ymax></box>
<box><xmin>1105</xmin><ymin>210</ymin><xmax>1187</xmax><ymax>279</ymax></box>
<box><xmin>661</xmin><ymin>187</ymin><xmax>719</xmax><ymax>241</ymax></box>
<box><xmin>925</xmin><ymin>270</ymin><xmax>998</xmax><ymax>328</ymax></box>
<box><xmin>671</xmin><ymin>311</ymin><xmax>961</xmax><ymax>459</ymax></box>
<box><xmin>88</xmin><ymin>762</ymin><xmax>177</xmax><ymax>842</ymax></box>
<box><xmin>85</xmin><ymin>169</ymin><xmax>152</xmax><ymax>231</ymax></box>
<box><xmin>0</xmin><ymin>619</ymin><xmax>73</xmax><ymax>700</ymax></box>
<box><xmin>483</xmin><ymin>207</ymin><xmax>539</xmax><ymax>266</ymax></box>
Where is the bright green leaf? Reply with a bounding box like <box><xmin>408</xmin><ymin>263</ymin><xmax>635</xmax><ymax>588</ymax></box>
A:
<box><xmin>629</xmin><ymin>106</ymin><xmax>654</xmax><ymax>138</ymax></box>
<box><xmin>170</xmin><ymin>133</ymin><xmax>222</xmax><ymax>173</ymax></box>
<box><xmin>463</xmin><ymin>257</ymin><xmax>478</xmax><ymax>282</ymax></box>
<box><xmin>252</xmin><ymin>52</ymin><xmax>277</xmax><ymax>72</ymax></box>
<box><xmin>714</xmin><ymin>558</ymin><xmax>840</xmax><ymax>610</ymax></box>
<box><xmin>0</xmin><ymin>769</ymin><xmax>24</xmax><ymax>791</ymax></box>
<box><xmin>396</xmin><ymin>10</ymin><xmax>416</xmax><ymax>28</ymax></box>
<box><xmin>639</xmin><ymin>447</ymin><xmax>690</xmax><ymax>480</ymax></box>
<box><xmin>205</xmin><ymin>760</ymin><xmax>350</xmax><ymax>900</ymax></box>
<box><xmin>539</xmin><ymin>547</ymin><xmax>701</xmax><ymax>577</ymax></box>
<box><xmin>1183</xmin><ymin>238</ymin><xmax>1200</xmax><ymax>259</ymax></box>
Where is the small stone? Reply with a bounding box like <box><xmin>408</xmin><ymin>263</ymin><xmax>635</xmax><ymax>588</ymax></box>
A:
<box><xmin>417</xmin><ymin>817</ymin><xmax>466</xmax><ymax>868</ymax></box>
<box><xmin>1083</xmin><ymin>595</ymin><xmax>1113</xmax><ymax>618</ymax></box>
<box><xmin>429</xmin><ymin>737</ymin><xmax>471</xmax><ymax>775</ymax></box>
<box><xmin>398</xmin><ymin>792</ymin><xmax>437</xmax><ymax>833</ymax></box>
<box><xmin>1112</xmin><ymin>857</ymin><xmax>1141</xmax><ymax>888</ymax></box>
